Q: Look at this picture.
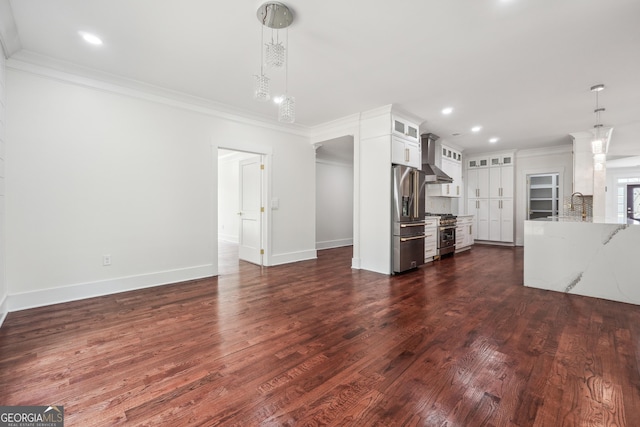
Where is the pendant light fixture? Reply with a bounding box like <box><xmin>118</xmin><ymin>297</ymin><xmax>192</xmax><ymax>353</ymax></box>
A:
<box><xmin>254</xmin><ymin>2</ymin><xmax>295</xmax><ymax>123</ymax></box>
<box><xmin>253</xmin><ymin>25</ymin><xmax>270</xmax><ymax>102</ymax></box>
<box><xmin>589</xmin><ymin>84</ymin><xmax>608</xmax><ymax>171</ymax></box>
<box><xmin>590</xmin><ymin>84</ymin><xmax>605</xmax><ymax>155</ymax></box>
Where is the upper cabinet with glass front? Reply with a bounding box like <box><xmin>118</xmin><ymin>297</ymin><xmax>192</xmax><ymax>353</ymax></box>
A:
<box><xmin>489</xmin><ymin>154</ymin><xmax>514</xmax><ymax>167</ymax></box>
<box><xmin>392</xmin><ymin>116</ymin><xmax>419</xmax><ymax>143</ymax></box>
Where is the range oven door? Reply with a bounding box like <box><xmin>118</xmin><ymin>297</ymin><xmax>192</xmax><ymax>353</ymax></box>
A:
<box><xmin>438</xmin><ymin>226</ymin><xmax>456</xmax><ymax>256</ymax></box>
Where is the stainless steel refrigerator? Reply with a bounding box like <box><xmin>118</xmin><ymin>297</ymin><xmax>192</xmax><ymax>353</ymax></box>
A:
<box><xmin>392</xmin><ymin>164</ymin><xmax>427</xmax><ymax>273</ymax></box>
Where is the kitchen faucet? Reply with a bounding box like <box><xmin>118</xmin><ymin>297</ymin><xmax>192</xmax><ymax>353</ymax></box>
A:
<box><xmin>570</xmin><ymin>192</ymin><xmax>587</xmax><ymax>221</ymax></box>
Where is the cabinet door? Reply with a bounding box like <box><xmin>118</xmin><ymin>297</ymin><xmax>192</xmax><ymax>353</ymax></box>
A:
<box><xmin>477</xmin><ymin>168</ymin><xmax>489</xmax><ymax>198</ymax></box>
<box><xmin>406</xmin><ymin>140</ymin><xmax>421</xmax><ymax>168</ymax></box>
<box><xmin>500</xmin><ymin>199</ymin><xmax>514</xmax><ymax>242</ymax></box>
<box><xmin>488</xmin><ymin>199</ymin><xmax>514</xmax><ymax>242</ymax></box>
<box><xmin>468</xmin><ymin>168</ymin><xmax>489</xmax><ymax>198</ymax></box>
<box><xmin>467</xmin><ymin>168</ymin><xmax>478</xmax><ymax>198</ymax></box>
<box><xmin>391</xmin><ymin>137</ymin><xmax>406</xmax><ymax>165</ymax></box>
<box><xmin>393</xmin><ymin>118</ymin><xmax>419</xmax><ymax>142</ymax></box>
<box><xmin>489</xmin><ymin>167</ymin><xmax>501</xmax><ymax>199</ymax></box>
<box><xmin>471</xmin><ymin>199</ymin><xmax>489</xmax><ymax>240</ymax></box>
<box><xmin>424</xmin><ymin>226</ymin><xmax>437</xmax><ymax>260</ymax></box>
<box><xmin>501</xmin><ymin>165</ymin><xmax>514</xmax><ymax>198</ymax></box>
<box><xmin>467</xmin><ymin>222</ymin><xmax>474</xmax><ymax>246</ymax></box>
<box><xmin>391</xmin><ymin>137</ymin><xmax>420</xmax><ymax>167</ymax></box>
<box><xmin>468</xmin><ymin>157</ymin><xmax>489</xmax><ymax>168</ymax></box>
<box><xmin>489</xmin><ymin>199</ymin><xmax>501</xmax><ymax>241</ymax></box>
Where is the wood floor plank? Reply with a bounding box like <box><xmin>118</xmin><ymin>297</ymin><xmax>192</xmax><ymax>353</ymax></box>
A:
<box><xmin>1</xmin><ymin>243</ymin><xmax>640</xmax><ymax>426</ymax></box>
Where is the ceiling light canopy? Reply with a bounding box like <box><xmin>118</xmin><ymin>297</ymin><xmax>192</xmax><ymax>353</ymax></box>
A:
<box><xmin>254</xmin><ymin>2</ymin><xmax>296</xmax><ymax>123</ymax></box>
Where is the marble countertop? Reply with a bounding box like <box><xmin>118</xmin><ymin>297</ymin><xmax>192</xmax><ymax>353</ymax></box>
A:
<box><xmin>530</xmin><ymin>216</ymin><xmax>639</xmax><ymax>225</ymax></box>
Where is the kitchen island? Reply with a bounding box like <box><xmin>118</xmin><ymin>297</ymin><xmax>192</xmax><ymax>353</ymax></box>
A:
<box><xmin>524</xmin><ymin>218</ymin><xmax>639</xmax><ymax>305</ymax></box>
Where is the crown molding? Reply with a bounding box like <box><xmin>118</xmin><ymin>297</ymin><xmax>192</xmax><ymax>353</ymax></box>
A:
<box><xmin>309</xmin><ymin>112</ymin><xmax>360</xmax><ymax>143</ymax></box>
<box><xmin>516</xmin><ymin>144</ymin><xmax>572</xmax><ymax>159</ymax></box>
<box><xmin>7</xmin><ymin>50</ymin><xmax>310</xmax><ymax>138</ymax></box>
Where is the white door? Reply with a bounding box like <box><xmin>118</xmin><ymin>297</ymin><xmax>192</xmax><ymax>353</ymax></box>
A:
<box><xmin>238</xmin><ymin>156</ymin><xmax>262</xmax><ymax>265</ymax></box>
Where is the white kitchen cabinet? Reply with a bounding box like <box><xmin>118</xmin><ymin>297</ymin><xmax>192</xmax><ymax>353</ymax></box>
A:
<box><xmin>428</xmin><ymin>142</ymin><xmax>463</xmax><ymax>197</ymax></box>
<box><xmin>455</xmin><ymin>215</ymin><xmax>474</xmax><ymax>252</ymax></box>
<box><xmin>424</xmin><ymin>218</ymin><xmax>438</xmax><ymax>263</ymax></box>
<box><xmin>489</xmin><ymin>153</ymin><xmax>514</xmax><ymax>167</ymax></box>
<box><xmin>466</xmin><ymin>167</ymin><xmax>490</xmax><ymax>199</ymax></box>
<box><xmin>391</xmin><ymin>136</ymin><xmax>421</xmax><ymax>168</ymax></box>
<box><xmin>468</xmin><ymin>199</ymin><xmax>489</xmax><ymax>240</ymax></box>
<box><xmin>489</xmin><ymin>165</ymin><xmax>514</xmax><ymax>199</ymax></box>
<box><xmin>466</xmin><ymin>150</ymin><xmax>514</xmax><ymax>243</ymax></box>
<box><xmin>392</xmin><ymin>116</ymin><xmax>419</xmax><ymax>142</ymax></box>
<box><xmin>489</xmin><ymin>198</ymin><xmax>514</xmax><ymax>242</ymax></box>
<box><xmin>467</xmin><ymin>156</ymin><xmax>489</xmax><ymax>169</ymax></box>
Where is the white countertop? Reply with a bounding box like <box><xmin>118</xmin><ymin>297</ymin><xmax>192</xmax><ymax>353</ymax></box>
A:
<box><xmin>531</xmin><ymin>216</ymin><xmax>640</xmax><ymax>225</ymax></box>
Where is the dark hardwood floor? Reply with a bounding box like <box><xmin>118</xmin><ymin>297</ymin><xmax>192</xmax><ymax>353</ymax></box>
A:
<box><xmin>1</xmin><ymin>244</ymin><xmax>640</xmax><ymax>426</ymax></box>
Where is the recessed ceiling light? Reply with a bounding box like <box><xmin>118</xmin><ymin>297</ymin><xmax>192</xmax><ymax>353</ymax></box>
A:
<box><xmin>489</xmin><ymin>137</ymin><xmax>499</xmax><ymax>143</ymax></box>
<box><xmin>79</xmin><ymin>31</ymin><xmax>103</xmax><ymax>45</ymax></box>
<box><xmin>442</xmin><ymin>107</ymin><xmax>453</xmax><ymax>115</ymax></box>
<box><xmin>273</xmin><ymin>96</ymin><xmax>284</xmax><ymax>104</ymax></box>
<box><xmin>471</xmin><ymin>126</ymin><xmax>482</xmax><ymax>133</ymax></box>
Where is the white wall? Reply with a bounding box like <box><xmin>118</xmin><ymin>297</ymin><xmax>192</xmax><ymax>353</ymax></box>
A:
<box><xmin>5</xmin><ymin>67</ymin><xmax>316</xmax><ymax>311</ymax></box>
<box><xmin>0</xmin><ymin>45</ymin><xmax>7</xmax><ymax>324</ymax></box>
<box><xmin>514</xmin><ymin>145</ymin><xmax>573</xmax><ymax>245</ymax></box>
<box><xmin>316</xmin><ymin>160</ymin><xmax>353</xmax><ymax>249</ymax></box>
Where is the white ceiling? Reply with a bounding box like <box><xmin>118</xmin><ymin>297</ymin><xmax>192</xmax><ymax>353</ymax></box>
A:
<box><xmin>5</xmin><ymin>0</ymin><xmax>640</xmax><ymax>156</ymax></box>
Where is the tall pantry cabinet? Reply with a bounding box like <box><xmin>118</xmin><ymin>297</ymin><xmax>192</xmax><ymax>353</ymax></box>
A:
<box><xmin>466</xmin><ymin>152</ymin><xmax>515</xmax><ymax>243</ymax></box>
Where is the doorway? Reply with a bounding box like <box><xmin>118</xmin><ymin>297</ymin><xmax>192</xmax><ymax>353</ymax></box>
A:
<box><xmin>527</xmin><ymin>173</ymin><xmax>560</xmax><ymax>220</ymax></box>
<box><xmin>218</xmin><ymin>148</ymin><xmax>264</xmax><ymax>274</ymax></box>
<box><xmin>627</xmin><ymin>184</ymin><xmax>640</xmax><ymax>222</ymax></box>
<box><xmin>315</xmin><ymin>136</ymin><xmax>354</xmax><ymax>257</ymax></box>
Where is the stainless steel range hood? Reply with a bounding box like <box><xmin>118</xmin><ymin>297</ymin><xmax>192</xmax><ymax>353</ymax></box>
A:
<box><xmin>421</xmin><ymin>133</ymin><xmax>453</xmax><ymax>184</ymax></box>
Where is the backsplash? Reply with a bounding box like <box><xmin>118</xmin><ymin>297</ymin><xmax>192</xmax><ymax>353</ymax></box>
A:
<box><xmin>563</xmin><ymin>195</ymin><xmax>593</xmax><ymax>219</ymax></box>
<box><xmin>426</xmin><ymin>196</ymin><xmax>460</xmax><ymax>215</ymax></box>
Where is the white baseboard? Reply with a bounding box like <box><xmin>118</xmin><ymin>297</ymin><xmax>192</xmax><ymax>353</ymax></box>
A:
<box><xmin>268</xmin><ymin>250</ymin><xmax>317</xmax><ymax>266</ymax></box>
<box><xmin>7</xmin><ymin>264</ymin><xmax>215</xmax><ymax>313</ymax></box>
<box><xmin>0</xmin><ymin>295</ymin><xmax>8</xmax><ymax>328</ymax></box>
<box><xmin>218</xmin><ymin>233</ymin><xmax>238</xmax><ymax>243</ymax></box>
<box><xmin>316</xmin><ymin>238</ymin><xmax>353</xmax><ymax>250</ymax></box>
<box><xmin>473</xmin><ymin>241</ymin><xmax>515</xmax><ymax>247</ymax></box>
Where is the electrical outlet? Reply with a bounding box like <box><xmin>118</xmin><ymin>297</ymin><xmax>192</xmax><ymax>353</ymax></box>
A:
<box><xmin>103</xmin><ymin>255</ymin><xmax>111</xmax><ymax>266</ymax></box>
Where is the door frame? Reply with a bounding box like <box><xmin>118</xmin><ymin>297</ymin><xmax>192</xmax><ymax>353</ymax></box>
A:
<box><xmin>627</xmin><ymin>184</ymin><xmax>640</xmax><ymax>222</ymax></box>
<box><xmin>214</xmin><ymin>144</ymin><xmax>271</xmax><ymax>274</ymax></box>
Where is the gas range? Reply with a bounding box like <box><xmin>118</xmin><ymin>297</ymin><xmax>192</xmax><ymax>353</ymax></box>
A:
<box><xmin>425</xmin><ymin>213</ymin><xmax>457</xmax><ymax>257</ymax></box>
<box><xmin>425</xmin><ymin>213</ymin><xmax>457</xmax><ymax>227</ymax></box>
